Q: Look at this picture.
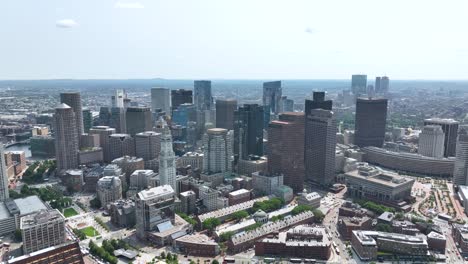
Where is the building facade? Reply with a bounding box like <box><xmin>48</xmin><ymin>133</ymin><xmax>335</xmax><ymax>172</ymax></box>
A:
<box><xmin>424</xmin><ymin>118</ymin><xmax>459</xmax><ymax>157</ymax></box>
<box><xmin>125</xmin><ymin>107</ymin><xmax>152</xmax><ymax>136</ymax></box>
<box><xmin>355</xmin><ymin>98</ymin><xmax>388</xmax><ymax>148</ymax></box>
<box><xmin>203</xmin><ymin>128</ymin><xmax>233</xmax><ymax>174</ymax></box>
<box><xmin>151</xmin><ymin>88</ymin><xmax>171</xmax><ymax>115</ymax></box>
<box><xmin>418</xmin><ymin>125</ymin><xmax>445</xmax><ymax>158</ymax></box>
<box><xmin>54</xmin><ymin>104</ymin><xmax>79</xmax><ymax>171</ymax></box>
<box><xmin>216</xmin><ymin>99</ymin><xmax>237</xmax><ymax>130</ymax></box>
<box><xmin>60</xmin><ymin>92</ymin><xmax>84</xmax><ymax>137</ymax></box>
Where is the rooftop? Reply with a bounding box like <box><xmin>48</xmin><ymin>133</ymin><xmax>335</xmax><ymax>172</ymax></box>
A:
<box><xmin>176</xmin><ymin>234</ymin><xmax>218</xmax><ymax>246</ymax></box>
<box><xmin>198</xmin><ymin>196</ymin><xmax>268</xmax><ymax>223</ymax></box>
<box><xmin>138</xmin><ymin>185</ymin><xmax>174</xmax><ymax>201</ymax></box>
<box><xmin>20</xmin><ymin>209</ymin><xmax>64</xmax><ymax>229</ymax></box>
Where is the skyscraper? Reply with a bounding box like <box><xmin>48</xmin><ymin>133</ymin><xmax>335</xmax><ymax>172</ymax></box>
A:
<box><xmin>110</xmin><ymin>107</ymin><xmax>127</xmax><ymax>133</ymax></box>
<box><xmin>263</xmin><ymin>81</ymin><xmax>282</xmax><ymax>114</ymax></box>
<box><xmin>351</xmin><ymin>75</ymin><xmax>367</xmax><ymax>95</ymax></box>
<box><xmin>0</xmin><ymin>144</ymin><xmax>10</xmax><ymax>201</ymax></box>
<box><xmin>216</xmin><ymin>99</ymin><xmax>237</xmax><ymax>130</ymax></box>
<box><xmin>194</xmin><ymin>80</ymin><xmax>213</xmax><ymax>111</ymax></box>
<box><xmin>268</xmin><ymin>112</ymin><xmax>305</xmax><ymax>192</ymax></box>
<box><xmin>151</xmin><ymin>88</ymin><xmax>171</xmax><ymax>115</ymax></box>
<box><xmin>126</xmin><ymin>107</ymin><xmax>152</xmax><ymax>136</ymax></box>
<box><xmin>304</xmin><ymin>91</ymin><xmax>332</xmax><ymax>115</ymax></box>
<box><xmin>60</xmin><ymin>92</ymin><xmax>84</xmax><ymax>137</ymax></box>
<box><xmin>375</xmin><ymin>76</ymin><xmax>390</xmax><ymax>95</ymax></box>
<box><xmin>172</xmin><ymin>103</ymin><xmax>197</xmax><ymax>126</ymax></box>
<box><xmin>99</xmin><ymin>106</ymin><xmax>112</xmax><ymax>126</ymax></box>
<box><xmin>108</xmin><ymin>134</ymin><xmax>136</xmax><ymax>161</ymax></box>
<box><xmin>454</xmin><ymin>126</ymin><xmax>468</xmax><ymax>186</ymax></box>
<box><xmin>159</xmin><ymin>119</ymin><xmax>177</xmax><ymax>191</ymax></box>
<box><xmin>281</xmin><ymin>96</ymin><xmax>294</xmax><ymax>112</ymax></box>
<box><xmin>82</xmin><ymin>109</ymin><xmax>93</xmax><ymax>133</ymax></box>
<box><xmin>89</xmin><ymin>126</ymin><xmax>116</xmax><ymax>162</ymax></box>
<box><xmin>234</xmin><ymin>104</ymin><xmax>264</xmax><ymax>163</ymax></box>
<box><xmin>418</xmin><ymin>125</ymin><xmax>445</xmax><ymax>158</ymax></box>
<box><xmin>111</xmin><ymin>89</ymin><xmax>126</xmax><ymax>108</ymax></box>
<box><xmin>203</xmin><ymin>128</ymin><xmax>233</xmax><ymax>174</ymax></box>
<box><xmin>424</xmin><ymin>118</ymin><xmax>459</xmax><ymax>157</ymax></box>
<box><xmin>171</xmin><ymin>89</ymin><xmax>193</xmax><ymax>110</ymax></box>
<box><xmin>135</xmin><ymin>131</ymin><xmax>161</xmax><ymax>161</ymax></box>
<box><xmin>54</xmin><ymin>103</ymin><xmax>79</xmax><ymax>171</ymax></box>
<box><xmin>305</xmin><ymin>109</ymin><xmax>337</xmax><ymax>186</ymax></box>
<box><xmin>355</xmin><ymin>98</ymin><xmax>388</xmax><ymax>148</ymax></box>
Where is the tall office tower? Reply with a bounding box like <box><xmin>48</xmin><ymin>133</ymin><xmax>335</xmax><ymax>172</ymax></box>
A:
<box><xmin>281</xmin><ymin>97</ymin><xmax>294</xmax><ymax>112</ymax></box>
<box><xmin>194</xmin><ymin>80</ymin><xmax>213</xmax><ymax>111</ymax></box>
<box><xmin>367</xmin><ymin>85</ymin><xmax>375</xmax><ymax>97</ymax></box>
<box><xmin>99</xmin><ymin>106</ymin><xmax>112</xmax><ymax>126</ymax></box>
<box><xmin>82</xmin><ymin>109</ymin><xmax>93</xmax><ymax>133</ymax></box>
<box><xmin>171</xmin><ymin>89</ymin><xmax>193</xmax><ymax>110</ymax></box>
<box><xmin>151</xmin><ymin>88</ymin><xmax>171</xmax><ymax>115</ymax></box>
<box><xmin>381</xmin><ymin>76</ymin><xmax>389</xmax><ymax>94</ymax></box>
<box><xmin>135</xmin><ymin>131</ymin><xmax>161</xmax><ymax>161</ymax></box>
<box><xmin>234</xmin><ymin>104</ymin><xmax>264</xmax><ymax>163</ymax></box>
<box><xmin>97</xmin><ymin>176</ymin><xmax>123</xmax><ymax>206</ymax></box>
<box><xmin>268</xmin><ymin>112</ymin><xmax>305</xmax><ymax>192</ymax></box>
<box><xmin>159</xmin><ymin>119</ymin><xmax>177</xmax><ymax>191</ymax></box>
<box><xmin>304</xmin><ymin>91</ymin><xmax>332</xmax><ymax>115</ymax></box>
<box><xmin>263</xmin><ymin>81</ymin><xmax>282</xmax><ymax>115</ymax></box>
<box><xmin>20</xmin><ymin>209</ymin><xmax>66</xmax><ymax>254</ymax></box>
<box><xmin>126</xmin><ymin>107</ymin><xmax>152</xmax><ymax>136</ymax></box>
<box><xmin>135</xmin><ymin>185</ymin><xmax>176</xmax><ymax>239</ymax></box>
<box><xmin>60</xmin><ymin>92</ymin><xmax>84</xmax><ymax>137</ymax></box>
<box><xmin>424</xmin><ymin>118</ymin><xmax>459</xmax><ymax>157</ymax></box>
<box><xmin>454</xmin><ymin>126</ymin><xmax>468</xmax><ymax>186</ymax></box>
<box><xmin>186</xmin><ymin>121</ymin><xmax>198</xmax><ymax>149</ymax></box>
<box><xmin>351</xmin><ymin>74</ymin><xmax>367</xmax><ymax>95</ymax></box>
<box><xmin>54</xmin><ymin>104</ymin><xmax>79</xmax><ymax>171</ymax></box>
<box><xmin>305</xmin><ymin>109</ymin><xmax>337</xmax><ymax>186</ymax></box>
<box><xmin>172</xmin><ymin>103</ymin><xmax>197</xmax><ymax>126</ymax></box>
<box><xmin>0</xmin><ymin>144</ymin><xmax>9</xmax><ymax>201</ymax></box>
<box><xmin>418</xmin><ymin>125</ymin><xmax>445</xmax><ymax>158</ymax></box>
<box><xmin>375</xmin><ymin>77</ymin><xmax>381</xmax><ymax>94</ymax></box>
<box><xmin>203</xmin><ymin>128</ymin><xmax>233</xmax><ymax>174</ymax></box>
<box><xmin>110</xmin><ymin>107</ymin><xmax>127</xmax><ymax>133</ymax></box>
<box><xmin>111</xmin><ymin>89</ymin><xmax>126</xmax><ymax>108</ymax></box>
<box><xmin>89</xmin><ymin>126</ymin><xmax>116</xmax><ymax>162</ymax></box>
<box><xmin>354</xmin><ymin>98</ymin><xmax>388</xmax><ymax>148</ymax></box>
<box><xmin>216</xmin><ymin>99</ymin><xmax>237</xmax><ymax>130</ymax></box>
<box><xmin>108</xmin><ymin>134</ymin><xmax>135</xmax><ymax>161</ymax></box>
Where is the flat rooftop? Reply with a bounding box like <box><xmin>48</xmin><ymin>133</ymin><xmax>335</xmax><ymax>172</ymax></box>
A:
<box><xmin>138</xmin><ymin>185</ymin><xmax>174</xmax><ymax>200</ymax></box>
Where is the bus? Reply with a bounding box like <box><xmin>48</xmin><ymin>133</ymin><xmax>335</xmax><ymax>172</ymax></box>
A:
<box><xmin>289</xmin><ymin>258</ymin><xmax>302</xmax><ymax>263</ymax></box>
<box><xmin>304</xmin><ymin>259</ymin><xmax>316</xmax><ymax>264</ymax></box>
<box><xmin>336</xmin><ymin>248</ymin><xmax>340</xmax><ymax>255</ymax></box>
<box><xmin>263</xmin><ymin>258</ymin><xmax>275</xmax><ymax>263</ymax></box>
<box><xmin>223</xmin><ymin>257</ymin><xmax>235</xmax><ymax>264</ymax></box>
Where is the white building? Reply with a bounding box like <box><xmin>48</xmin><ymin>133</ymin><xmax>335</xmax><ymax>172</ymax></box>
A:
<box><xmin>159</xmin><ymin>119</ymin><xmax>177</xmax><ymax>191</ymax></box>
<box><xmin>203</xmin><ymin>128</ymin><xmax>233</xmax><ymax>174</ymax></box>
<box><xmin>418</xmin><ymin>125</ymin><xmax>445</xmax><ymax>158</ymax></box>
<box><xmin>130</xmin><ymin>170</ymin><xmax>157</xmax><ymax>190</ymax></box>
<box><xmin>454</xmin><ymin>126</ymin><xmax>468</xmax><ymax>186</ymax></box>
<box><xmin>199</xmin><ymin>186</ymin><xmax>218</xmax><ymax>212</ymax></box>
<box><xmin>252</xmin><ymin>171</ymin><xmax>283</xmax><ymax>196</ymax></box>
<box><xmin>20</xmin><ymin>209</ymin><xmax>65</xmax><ymax>254</ymax></box>
<box><xmin>97</xmin><ymin>176</ymin><xmax>123</xmax><ymax>206</ymax></box>
<box><xmin>151</xmin><ymin>88</ymin><xmax>171</xmax><ymax>115</ymax></box>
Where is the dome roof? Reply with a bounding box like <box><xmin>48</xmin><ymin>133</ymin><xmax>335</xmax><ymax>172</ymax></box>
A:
<box><xmin>253</xmin><ymin>209</ymin><xmax>267</xmax><ymax>218</ymax></box>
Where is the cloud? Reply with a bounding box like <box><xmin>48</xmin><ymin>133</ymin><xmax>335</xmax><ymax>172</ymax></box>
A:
<box><xmin>305</xmin><ymin>27</ymin><xmax>316</xmax><ymax>35</ymax></box>
<box><xmin>115</xmin><ymin>1</ymin><xmax>144</xmax><ymax>9</ymax></box>
<box><xmin>56</xmin><ymin>19</ymin><xmax>79</xmax><ymax>28</ymax></box>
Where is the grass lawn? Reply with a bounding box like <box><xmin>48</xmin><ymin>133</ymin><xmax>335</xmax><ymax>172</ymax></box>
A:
<box><xmin>80</xmin><ymin>226</ymin><xmax>100</xmax><ymax>237</ymax></box>
<box><xmin>63</xmin><ymin>207</ymin><xmax>79</xmax><ymax>218</ymax></box>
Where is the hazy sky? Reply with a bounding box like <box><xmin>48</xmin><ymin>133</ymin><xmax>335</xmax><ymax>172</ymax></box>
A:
<box><xmin>1</xmin><ymin>0</ymin><xmax>467</xmax><ymax>80</ymax></box>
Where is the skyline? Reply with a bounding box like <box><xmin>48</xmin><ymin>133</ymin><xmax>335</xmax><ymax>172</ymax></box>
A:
<box><xmin>1</xmin><ymin>0</ymin><xmax>467</xmax><ymax>80</ymax></box>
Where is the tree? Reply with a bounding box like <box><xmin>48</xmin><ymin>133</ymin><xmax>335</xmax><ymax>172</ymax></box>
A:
<box><xmin>231</xmin><ymin>210</ymin><xmax>249</xmax><ymax>221</ymax></box>
<box><xmin>202</xmin><ymin>217</ymin><xmax>221</xmax><ymax>231</ymax></box>
<box><xmin>376</xmin><ymin>223</ymin><xmax>393</xmax><ymax>232</ymax></box>
<box><xmin>212</xmin><ymin>260</ymin><xmax>220</xmax><ymax>264</ymax></box>
<box><xmin>160</xmin><ymin>251</ymin><xmax>166</xmax><ymax>259</ymax></box>
<box><xmin>291</xmin><ymin>205</ymin><xmax>313</xmax><ymax>215</ymax></box>
<box><xmin>14</xmin><ymin>229</ymin><xmax>22</xmax><ymax>241</ymax></box>
<box><xmin>90</xmin><ymin>197</ymin><xmax>101</xmax><ymax>209</ymax></box>
<box><xmin>219</xmin><ymin>231</ymin><xmax>235</xmax><ymax>242</ymax></box>
<box><xmin>312</xmin><ymin>209</ymin><xmax>325</xmax><ymax>223</ymax></box>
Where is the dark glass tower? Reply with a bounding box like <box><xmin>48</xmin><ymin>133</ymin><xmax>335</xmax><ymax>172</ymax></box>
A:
<box><xmin>234</xmin><ymin>104</ymin><xmax>264</xmax><ymax>163</ymax></box>
<box><xmin>216</xmin><ymin>99</ymin><xmax>237</xmax><ymax>130</ymax></box>
<box><xmin>305</xmin><ymin>91</ymin><xmax>332</xmax><ymax>115</ymax></box>
<box><xmin>355</xmin><ymin>98</ymin><xmax>388</xmax><ymax>148</ymax></box>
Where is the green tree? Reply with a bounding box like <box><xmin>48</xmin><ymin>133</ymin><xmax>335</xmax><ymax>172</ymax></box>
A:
<box><xmin>14</xmin><ymin>229</ymin><xmax>22</xmax><ymax>241</ymax></box>
<box><xmin>90</xmin><ymin>197</ymin><xmax>101</xmax><ymax>209</ymax></box>
<box><xmin>375</xmin><ymin>223</ymin><xmax>393</xmax><ymax>232</ymax></box>
<box><xmin>212</xmin><ymin>260</ymin><xmax>220</xmax><ymax>264</ymax></box>
<box><xmin>231</xmin><ymin>210</ymin><xmax>249</xmax><ymax>221</ymax></box>
<box><xmin>312</xmin><ymin>209</ymin><xmax>325</xmax><ymax>223</ymax></box>
<box><xmin>202</xmin><ymin>217</ymin><xmax>221</xmax><ymax>231</ymax></box>
<box><xmin>291</xmin><ymin>205</ymin><xmax>313</xmax><ymax>215</ymax></box>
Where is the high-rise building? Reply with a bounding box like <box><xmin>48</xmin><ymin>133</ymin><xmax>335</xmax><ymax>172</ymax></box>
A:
<box><xmin>108</xmin><ymin>134</ymin><xmax>135</xmax><ymax>161</ymax></box>
<box><xmin>98</xmin><ymin>106</ymin><xmax>112</xmax><ymax>126</ymax></box>
<box><xmin>234</xmin><ymin>104</ymin><xmax>264</xmax><ymax>163</ymax></box>
<box><xmin>135</xmin><ymin>185</ymin><xmax>177</xmax><ymax>239</ymax></box>
<box><xmin>216</xmin><ymin>99</ymin><xmax>237</xmax><ymax>130</ymax></box>
<box><xmin>355</xmin><ymin>98</ymin><xmax>388</xmax><ymax>148</ymax></box>
<box><xmin>89</xmin><ymin>126</ymin><xmax>116</xmax><ymax>162</ymax></box>
<box><xmin>418</xmin><ymin>125</ymin><xmax>445</xmax><ymax>158</ymax></box>
<box><xmin>194</xmin><ymin>80</ymin><xmax>213</xmax><ymax>111</ymax></box>
<box><xmin>171</xmin><ymin>89</ymin><xmax>193</xmax><ymax>110</ymax></box>
<box><xmin>375</xmin><ymin>77</ymin><xmax>381</xmax><ymax>94</ymax></box>
<box><xmin>82</xmin><ymin>109</ymin><xmax>93</xmax><ymax>133</ymax></box>
<box><xmin>97</xmin><ymin>176</ymin><xmax>123</xmax><ymax>206</ymax></box>
<box><xmin>0</xmin><ymin>144</ymin><xmax>9</xmax><ymax>201</ymax></box>
<box><xmin>263</xmin><ymin>81</ymin><xmax>282</xmax><ymax>115</ymax></box>
<box><xmin>60</xmin><ymin>92</ymin><xmax>84</xmax><ymax>138</ymax></box>
<box><xmin>454</xmin><ymin>126</ymin><xmax>468</xmax><ymax>186</ymax></box>
<box><xmin>110</xmin><ymin>107</ymin><xmax>127</xmax><ymax>133</ymax></box>
<box><xmin>159</xmin><ymin>119</ymin><xmax>177</xmax><ymax>191</ymax></box>
<box><xmin>54</xmin><ymin>104</ymin><xmax>79</xmax><ymax>171</ymax></box>
<box><xmin>199</xmin><ymin>186</ymin><xmax>218</xmax><ymax>211</ymax></box>
<box><xmin>126</xmin><ymin>107</ymin><xmax>152</xmax><ymax>136</ymax></box>
<box><xmin>375</xmin><ymin>76</ymin><xmax>390</xmax><ymax>95</ymax></box>
<box><xmin>305</xmin><ymin>109</ymin><xmax>337</xmax><ymax>186</ymax></box>
<box><xmin>424</xmin><ymin>118</ymin><xmax>459</xmax><ymax>157</ymax></box>
<box><xmin>112</xmin><ymin>89</ymin><xmax>126</xmax><ymax>108</ymax></box>
<box><xmin>135</xmin><ymin>131</ymin><xmax>161</xmax><ymax>161</ymax></box>
<box><xmin>351</xmin><ymin>75</ymin><xmax>367</xmax><ymax>95</ymax></box>
<box><xmin>172</xmin><ymin>103</ymin><xmax>196</xmax><ymax>126</ymax></box>
<box><xmin>151</xmin><ymin>88</ymin><xmax>171</xmax><ymax>115</ymax></box>
<box><xmin>281</xmin><ymin>96</ymin><xmax>294</xmax><ymax>112</ymax></box>
<box><xmin>203</xmin><ymin>128</ymin><xmax>233</xmax><ymax>174</ymax></box>
<box><xmin>305</xmin><ymin>91</ymin><xmax>332</xmax><ymax>115</ymax></box>
<box><xmin>20</xmin><ymin>209</ymin><xmax>66</xmax><ymax>254</ymax></box>
<box><xmin>268</xmin><ymin>112</ymin><xmax>305</xmax><ymax>192</ymax></box>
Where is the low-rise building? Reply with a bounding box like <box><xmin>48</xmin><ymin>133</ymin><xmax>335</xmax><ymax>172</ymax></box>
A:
<box><xmin>297</xmin><ymin>192</ymin><xmax>321</xmax><ymax>208</ymax></box>
<box><xmin>255</xmin><ymin>225</ymin><xmax>331</xmax><ymax>260</ymax></box>
<box><xmin>197</xmin><ymin>196</ymin><xmax>268</xmax><ymax>223</ymax></box>
<box><xmin>427</xmin><ymin>231</ymin><xmax>446</xmax><ymax>253</ymax></box>
<box><xmin>97</xmin><ymin>176</ymin><xmax>122</xmax><ymax>206</ymax></box>
<box><xmin>109</xmin><ymin>199</ymin><xmax>136</xmax><ymax>228</ymax></box>
<box><xmin>175</xmin><ymin>234</ymin><xmax>220</xmax><ymax>257</ymax></box>
<box><xmin>9</xmin><ymin>241</ymin><xmax>84</xmax><ymax>264</ymax></box>
<box><xmin>228</xmin><ymin>189</ymin><xmax>251</xmax><ymax>206</ymax></box>
<box><xmin>451</xmin><ymin>224</ymin><xmax>468</xmax><ymax>254</ymax></box>
<box><xmin>337</xmin><ymin>216</ymin><xmax>372</xmax><ymax>240</ymax></box>
<box><xmin>179</xmin><ymin>190</ymin><xmax>196</xmax><ymax>215</ymax></box>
